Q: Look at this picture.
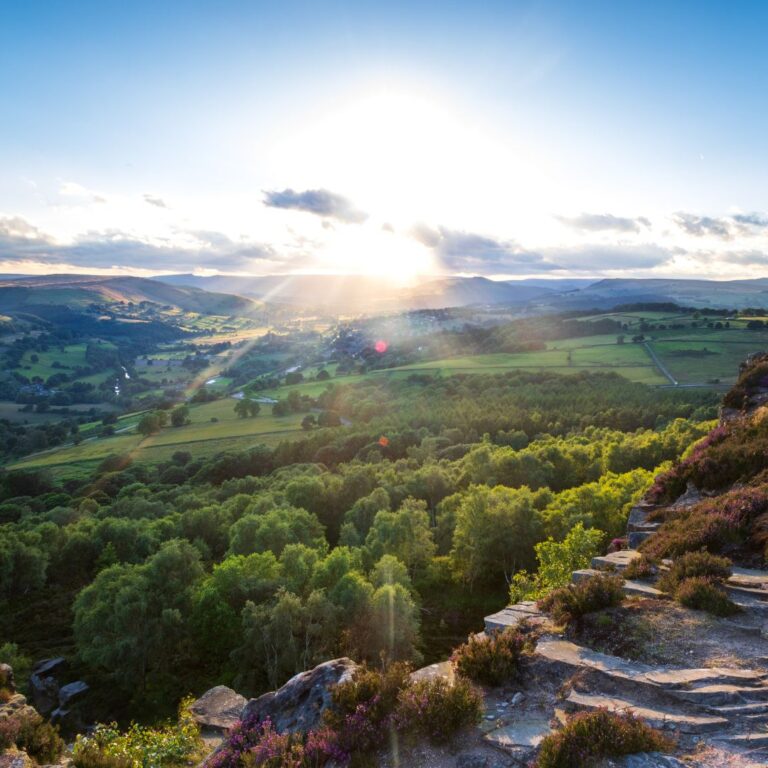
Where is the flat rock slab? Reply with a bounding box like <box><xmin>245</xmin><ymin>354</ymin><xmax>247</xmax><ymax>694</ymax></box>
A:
<box><xmin>483</xmin><ymin>716</ymin><xmax>551</xmax><ymax>749</ymax></box>
<box><xmin>484</xmin><ymin>602</ymin><xmax>543</xmax><ymax>633</ymax></box>
<box><xmin>592</xmin><ymin>550</ymin><xmax>640</xmax><ymax>571</ymax></box>
<box><xmin>564</xmin><ymin>691</ymin><xmax>728</xmax><ymax>734</ymax></box>
<box><xmin>536</xmin><ymin>639</ymin><xmax>654</xmax><ymax>682</ymax></box>
<box><xmin>622</xmin><ymin>579</ymin><xmax>664</xmax><ymax>598</ymax></box>
<box><xmin>599</xmin><ymin>754</ymin><xmax>691</xmax><ymax>768</ymax></box>
<box><xmin>730</xmin><ymin>567</ymin><xmax>768</xmax><ymax>588</ymax></box>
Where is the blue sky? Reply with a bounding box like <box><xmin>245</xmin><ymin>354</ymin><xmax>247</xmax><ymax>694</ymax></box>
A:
<box><xmin>1</xmin><ymin>0</ymin><xmax>768</xmax><ymax>279</ymax></box>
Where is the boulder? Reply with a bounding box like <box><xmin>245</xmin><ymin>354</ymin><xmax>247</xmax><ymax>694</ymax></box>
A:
<box><xmin>0</xmin><ymin>750</ymin><xmax>34</xmax><ymax>768</ymax></box>
<box><xmin>58</xmin><ymin>680</ymin><xmax>89</xmax><ymax>708</ymax></box>
<box><xmin>29</xmin><ymin>658</ymin><xmax>66</xmax><ymax>717</ymax></box>
<box><xmin>241</xmin><ymin>658</ymin><xmax>359</xmax><ymax>734</ymax></box>
<box><xmin>190</xmin><ymin>686</ymin><xmax>247</xmax><ymax>733</ymax></box>
<box><xmin>597</xmin><ymin>754</ymin><xmax>691</xmax><ymax>767</ymax></box>
<box><xmin>0</xmin><ymin>663</ymin><xmax>15</xmax><ymax>692</ymax></box>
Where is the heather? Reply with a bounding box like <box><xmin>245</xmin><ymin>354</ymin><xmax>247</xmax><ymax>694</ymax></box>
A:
<box><xmin>451</xmin><ymin>627</ymin><xmax>532</xmax><ymax>686</ymax></box>
<box><xmin>535</xmin><ymin>709</ymin><xmax>674</xmax><ymax>768</ymax></box>
<box><xmin>538</xmin><ymin>574</ymin><xmax>625</xmax><ymax>629</ymax></box>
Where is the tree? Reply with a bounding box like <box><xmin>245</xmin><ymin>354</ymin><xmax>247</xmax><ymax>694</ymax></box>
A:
<box><xmin>170</xmin><ymin>405</ymin><xmax>190</xmax><ymax>427</ymax></box>
<box><xmin>73</xmin><ymin>540</ymin><xmax>204</xmax><ymax>693</ymax></box>
<box><xmin>451</xmin><ymin>486</ymin><xmax>543</xmax><ymax>587</ymax></box>
<box><xmin>228</xmin><ymin>507</ymin><xmax>326</xmax><ymax>557</ymax></box>
<box><xmin>234</xmin><ymin>399</ymin><xmax>261</xmax><ymax>418</ymax></box>
<box><xmin>301</xmin><ymin>414</ymin><xmax>316</xmax><ymax>431</ymax></box>
<box><xmin>316</xmin><ymin>369</ymin><xmax>330</xmax><ymax>381</ymax></box>
<box><xmin>137</xmin><ymin>410</ymin><xmax>168</xmax><ymax>436</ymax></box>
<box><xmin>365</xmin><ymin>498</ymin><xmax>436</xmax><ymax>576</ymax></box>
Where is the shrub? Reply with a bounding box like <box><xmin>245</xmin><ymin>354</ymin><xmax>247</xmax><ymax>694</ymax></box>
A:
<box><xmin>73</xmin><ymin>697</ymin><xmax>202</xmax><ymax>768</ymax></box>
<box><xmin>535</xmin><ymin>708</ymin><xmax>674</xmax><ymax>768</ymax></box>
<box><xmin>674</xmin><ymin>577</ymin><xmax>740</xmax><ymax>617</ymax></box>
<box><xmin>538</xmin><ymin>574</ymin><xmax>624</xmax><ymax>627</ymax></box>
<box><xmin>509</xmin><ymin>523</ymin><xmax>604</xmax><ymax>603</ymax></box>
<box><xmin>0</xmin><ymin>716</ymin><xmax>21</xmax><ymax>750</ymax></box>
<box><xmin>622</xmin><ymin>554</ymin><xmax>657</xmax><ymax>581</ymax></box>
<box><xmin>657</xmin><ymin>550</ymin><xmax>732</xmax><ymax>594</ymax></box>
<box><xmin>394</xmin><ymin>677</ymin><xmax>482</xmax><ymax>743</ymax></box>
<box><xmin>451</xmin><ymin>627</ymin><xmax>531</xmax><ymax>686</ymax></box>
<box><xmin>14</xmin><ymin>711</ymin><xmax>65</xmax><ymax>764</ymax></box>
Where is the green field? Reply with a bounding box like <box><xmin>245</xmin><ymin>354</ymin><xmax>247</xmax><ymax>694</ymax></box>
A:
<box><xmin>15</xmin><ymin>341</ymin><xmax>117</xmax><ymax>385</ymax></box>
<box><xmin>8</xmin><ymin>396</ymin><xmax>307</xmax><ymax>478</ymax></box>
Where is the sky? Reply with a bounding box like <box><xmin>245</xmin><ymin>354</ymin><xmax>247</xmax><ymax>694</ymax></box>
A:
<box><xmin>2</xmin><ymin>0</ymin><xmax>768</xmax><ymax>281</ymax></box>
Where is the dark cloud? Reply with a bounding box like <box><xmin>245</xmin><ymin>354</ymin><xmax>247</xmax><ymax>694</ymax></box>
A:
<box><xmin>143</xmin><ymin>194</ymin><xmax>168</xmax><ymax>209</ymax></box>
<box><xmin>411</xmin><ymin>225</ymin><xmax>559</xmax><ymax>274</ymax></box>
<box><xmin>0</xmin><ymin>216</ymin><xmax>279</xmax><ymax>273</ymax></box>
<box><xmin>263</xmin><ymin>188</ymin><xmax>367</xmax><ymax>223</ymax></box>
<box><xmin>546</xmin><ymin>243</ymin><xmax>675</xmax><ymax>271</ymax></box>
<box><xmin>733</xmin><ymin>212</ymin><xmax>768</xmax><ymax>229</ymax></box>
<box><xmin>718</xmin><ymin>250</ymin><xmax>768</xmax><ymax>267</ymax></box>
<box><xmin>558</xmin><ymin>213</ymin><xmax>651</xmax><ymax>233</ymax></box>
<box><xmin>673</xmin><ymin>212</ymin><xmax>733</xmax><ymax>239</ymax></box>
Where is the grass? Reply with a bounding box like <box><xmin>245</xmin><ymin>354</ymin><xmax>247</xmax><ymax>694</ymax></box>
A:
<box><xmin>7</xmin><ymin>396</ymin><xmax>308</xmax><ymax>476</ymax></box>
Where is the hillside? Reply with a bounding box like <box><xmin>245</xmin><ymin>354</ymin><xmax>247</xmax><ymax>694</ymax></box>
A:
<box><xmin>0</xmin><ymin>274</ymin><xmax>261</xmax><ymax>316</ymax></box>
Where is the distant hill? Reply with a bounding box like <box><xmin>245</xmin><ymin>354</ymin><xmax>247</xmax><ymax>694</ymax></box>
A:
<box><xmin>555</xmin><ymin>278</ymin><xmax>768</xmax><ymax>310</ymax></box>
<box><xmin>0</xmin><ymin>274</ymin><xmax>260</xmax><ymax>315</ymax></box>
<box><xmin>157</xmin><ymin>273</ymin><xmax>554</xmax><ymax>310</ymax></box>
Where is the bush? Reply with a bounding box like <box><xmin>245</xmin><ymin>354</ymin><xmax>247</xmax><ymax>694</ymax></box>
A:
<box><xmin>509</xmin><ymin>523</ymin><xmax>604</xmax><ymax>603</ymax></box>
<box><xmin>451</xmin><ymin>627</ymin><xmax>531</xmax><ymax>686</ymax></box>
<box><xmin>538</xmin><ymin>574</ymin><xmax>625</xmax><ymax>627</ymax></box>
<box><xmin>394</xmin><ymin>677</ymin><xmax>482</xmax><ymax>743</ymax></box>
<box><xmin>0</xmin><ymin>716</ymin><xmax>21</xmax><ymax>750</ymax></box>
<box><xmin>535</xmin><ymin>708</ymin><xmax>674</xmax><ymax>768</ymax></box>
<box><xmin>73</xmin><ymin>697</ymin><xmax>202</xmax><ymax>768</ymax></box>
<box><xmin>657</xmin><ymin>550</ymin><xmax>732</xmax><ymax>594</ymax></box>
<box><xmin>674</xmin><ymin>577</ymin><xmax>740</xmax><ymax>617</ymax></box>
<box><xmin>622</xmin><ymin>554</ymin><xmax>657</xmax><ymax>581</ymax></box>
<box><xmin>14</xmin><ymin>711</ymin><xmax>65</xmax><ymax>764</ymax></box>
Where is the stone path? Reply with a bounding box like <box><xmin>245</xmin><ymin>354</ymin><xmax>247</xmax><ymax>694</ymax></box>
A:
<box><xmin>481</xmin><ymin>498</ymin><xmax>768</xmax><ymax>766</ymax></box>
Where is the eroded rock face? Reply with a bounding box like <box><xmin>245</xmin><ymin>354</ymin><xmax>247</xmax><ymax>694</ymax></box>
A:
<box><xmin>241</xmin><ymin>657</ymin><xmax>359</xmax><ymax>734</ymax></box>
<box><xmin>190</xmin><ymin>686</ymin><xmax>247</xmax><ymax>733</ymax></box>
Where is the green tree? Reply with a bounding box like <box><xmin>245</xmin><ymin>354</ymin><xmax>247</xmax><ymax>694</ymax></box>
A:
<box><xmin>73</xmin><ymin>540</ymin><xmax>203</xmax><ymax>693</ymax></box>
<box><xmin>170</xmin><ymin>405</ymin><xmax>190</xmax><ymax>427</ymax></box>
<box><xmin>137</xmin><ymin>410</ymin><xmax>168</xmax><ymax>436</ymax></box>
<box><xmin>365</xmin><ymin>498</ymin><xmax>436</xmax><ymax>576</ymax></box>
<box><xmin>451</xmin><ymin>486</ymin><xmax>543</xmax><ymax>587</ymax></box>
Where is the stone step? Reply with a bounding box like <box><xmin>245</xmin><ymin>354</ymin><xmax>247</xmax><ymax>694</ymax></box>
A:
<box><xmin>670</xmin><ymin>683</ymin><xmax>768</xmax><ymax>707</ymax></box>
<box><xmin>571</xmin><ymin>568</ymin><xmax>663</xmax><ymax>598</ymax></box>
<box><xmin>563</xmin><ymin>690</ymin><xmax>728</xmax><ymax>734</ymax></box>
<box><xmin>730</xmin><ymin>566</ymin><xmax>768</xmax><ymax>589</ymax></box>
<box><xmin>713</xmin><ymin>732</ymin><xmax>768</xmax><ymax>749</ymax></box>
<box><xmin>591</xmin><ymin>550</ymin><xmax>640</xmax><ymax>572</ymax></box>
<box><xmin>537</xmin><ymin>640</ymin><xmax>768</xmax><ymax>697</ymax></box>
<box><xmin>627</xmin><ymin>521</ymin><xmax>662</xmax><ymax>534</ymax></box>
<box><xmin>484</xmin><ymin>601</ymin><xmax>544</xmax><ymax>633</ymax></box>
<box><xmin>714</xmin><ymin>701</ymin><xmax>768</xmax><ymax>716</ymax></box>
<box><xmin>725</xmin><ymin>582</ymin><xmax>768</xmax><ymax>602</ymax></box>
<box><xmin>629</xmin><ymin>531</ymin><xmax>652</xmax><ymax>549</ymax></box>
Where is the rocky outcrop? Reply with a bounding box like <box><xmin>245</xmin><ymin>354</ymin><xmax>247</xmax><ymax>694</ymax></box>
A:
<box><xmin>241</xmin><ymin>658</ymin><xmax>358</xmax><ymax>734</ymax></box>
<box><xmin>190</xmin><ymin>686</ymin><xmax>246</xmax><ymax>733</ymax></box>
